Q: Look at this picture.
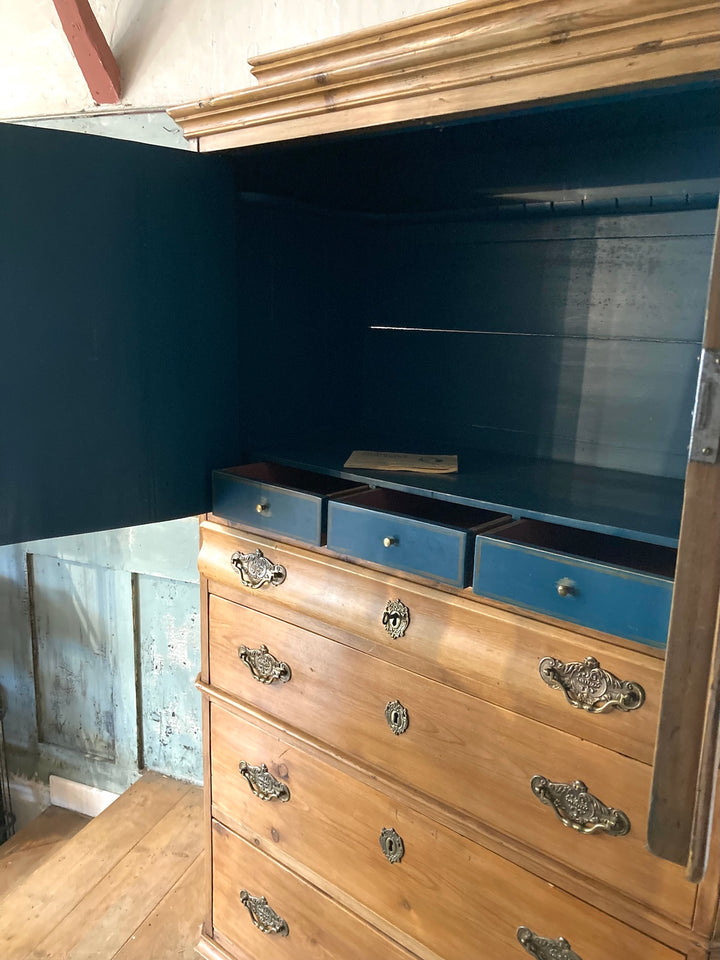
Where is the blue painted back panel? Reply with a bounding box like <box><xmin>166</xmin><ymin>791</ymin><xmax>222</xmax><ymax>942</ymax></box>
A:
<box><xmin>362</xmin><ymin>208</ymin><xmax>715</xmax><ymax>480</ymax></box>
<box><xmin>473</xmin><ymin>537</ymin><xmax>673</xmax><ymax>647</ymax></box>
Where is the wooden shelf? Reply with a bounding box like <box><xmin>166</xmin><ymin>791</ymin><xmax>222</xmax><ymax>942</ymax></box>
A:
<box><xmin>252</xmin><ymin>446</ymin><xmax>684</xmax><ymax>548</ymax></box>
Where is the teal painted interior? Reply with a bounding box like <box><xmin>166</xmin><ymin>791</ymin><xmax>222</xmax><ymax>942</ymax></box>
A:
<box><xmin>1</xmin><ymin>84</ymin><xmax>718</xmax><ymax>549</ymax></box>
<box><xmin>2</xmin><ymin>83</ymin><xmax>717</xmax><ymax>548</ymax></box>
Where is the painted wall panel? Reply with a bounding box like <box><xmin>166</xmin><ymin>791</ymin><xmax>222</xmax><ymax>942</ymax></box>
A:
<box><xmin>0</xmin><ymin>518</ymin><xmax>201</xmax><ymax>799</ymax></box>
<box><xmin>137</xmin><ymin>574</ymin><xmax>202</xmax><ymax>783</ymax></box>
<box><xmin>31</xmin><ymin>556</ymin><xmax>133</xmax><ymax>763</ymax></box>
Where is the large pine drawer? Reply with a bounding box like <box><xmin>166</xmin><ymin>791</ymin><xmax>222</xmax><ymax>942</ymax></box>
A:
<box><xmin>212</xmin><ymin>819</ymin><xmax>418</xmax><ymax>960</ymax></box>
<box><xmin>209</xmin><ymin>703</ymin><xmax>685</xmax><ymax>960</ymax></box>
<box><xmin>207</xmin><ymin>596</ymin><xmax>692</xmax><ymax>924</ymax></box>
<box><xmin>200</xmin><ymin>523</ymin><xmax>663</xmax><ymax>765</ymax></box>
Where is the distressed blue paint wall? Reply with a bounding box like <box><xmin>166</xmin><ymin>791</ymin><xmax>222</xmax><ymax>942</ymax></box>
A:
<box><xmin>0</xmin><ymin>518</ymin><xmax>201</xmax><ymax>796</ymax></box>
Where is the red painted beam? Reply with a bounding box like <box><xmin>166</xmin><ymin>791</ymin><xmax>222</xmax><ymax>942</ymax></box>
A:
<box><xmin>52</xmin><ymin>0</ymin><xmax>121</xmax><ymax>104</ymax></box>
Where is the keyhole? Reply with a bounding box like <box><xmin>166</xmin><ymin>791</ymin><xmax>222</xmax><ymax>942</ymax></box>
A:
<box><xmin>387</xmin><ymin>838</ymin><xmax>395</xmax><ymax>854</ymax></box>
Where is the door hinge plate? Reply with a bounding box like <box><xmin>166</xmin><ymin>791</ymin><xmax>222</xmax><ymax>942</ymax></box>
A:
<box><xmin>690</xmin><ymin>349</ymin><xmax>720</xmax><ymax>464</ymax></box>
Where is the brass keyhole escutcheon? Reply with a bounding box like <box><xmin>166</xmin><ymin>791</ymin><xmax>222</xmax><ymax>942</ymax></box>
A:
<box><xmin>385</xmin><ymin>699</ymin><xmax>409</xmax><ymax>735</ymax></box>
<box><xmin>382</xmin><ymin>599</ymin><xmax>410</xmax><ymax>639</ymax></box>
<box><xmin>379</xmin><ymin>827</ymin><xmax>404</xmax><ymax>863</ymax></box>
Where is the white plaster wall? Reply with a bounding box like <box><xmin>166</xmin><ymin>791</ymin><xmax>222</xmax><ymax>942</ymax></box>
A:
<box><xmin>0</xmin><ymin>0</ymin><xmax>453</xmax><ymax>121</ymax></box>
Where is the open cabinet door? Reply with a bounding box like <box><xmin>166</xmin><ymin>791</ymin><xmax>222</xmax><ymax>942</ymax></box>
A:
<box><xmin>649</xmin><ymin>211</ymin><xmax>720</xmax><ymax>880</ymax></box>
<box><xmin>0</xmin><ymin>122</ymin><xmax>243</xmax><ymax>545</ymax></box>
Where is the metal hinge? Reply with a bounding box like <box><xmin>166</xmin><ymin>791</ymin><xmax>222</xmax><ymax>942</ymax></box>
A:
<box><xmin>689</xmin><ymin>349</ymin><xmax>720</xmax><ymax>464</ymax></box>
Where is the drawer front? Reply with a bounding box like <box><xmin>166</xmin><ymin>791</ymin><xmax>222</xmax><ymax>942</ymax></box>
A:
<box><xmin>327</xmin><ymin>498</ymin><xmax>473</xmax><ymax>586</ymax></box>
<box><xmin>212</xmin><ymin>819</ymin><xmax>416</xmax><ymax>960</ymax></box>
<box><xmin>208</xmin><ymin>596</ymin><xmax>692</xmax><ymax>923</ymax></box>
<box><xmin>474</xmin><ymin>537</ymin><xmax>673</xmax><ymax>648</ymax></box>
<box><xmin>200</xmin><ymin>524</ymin><xmax>663</xmax><ymax>765</ymax></box>
<box><xmin>213</xmin><ymin>471</ymin><xmax>328</xmax><ymax>545</ymax></box>
<box><xmin>210</xmin><ymin>703</ymin><xmax>684</xmax><ymax>960</ymax></box>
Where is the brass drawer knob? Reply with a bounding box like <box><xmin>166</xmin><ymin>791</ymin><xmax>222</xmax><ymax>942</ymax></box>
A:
<box><xmin>383</xmin><ymin>536</ymin><xmax>398</xmax><ymax>548</ymax></box>
<box><xmin>539</xmin><ymin>656</ymin><xmax>645</xmax><ymax>713</ymax></box>
<box><xmin>238</xmin><ymin>644</ymin><xmax>292</xmax><ymax>684</ymax></box>
<box><xmin>385</xmin><ymin>699</ymin><xmax>409</xmax><ymax>735</ymax></box>
<box><xmin>231</xmin><ymin>548</ymin><xmax>286</xmax><ymax>589</ymax></box>
<box><xmin>239</xmin><ymin>761</ymin><xmax>290</xmax><ymax>802</ymax></box>
<box><xmin>556</xmin><ymin>578</ymin><xmax>576</xmax><ymax>598</ymax></box>
<box><xmin>382</xmin><ymin>598</ymin><xmax>410</xmax><ymax>639</ymax></box>
<box><xmin>379</xmin><ymin>827</ymin><xmax>405</xmax><ymax>863</ymax></box>
<box><xmin>255</xmin><ymin>502</ymin><xmax>269</xmax><ymax>514</ymax></box>
<box><xmin>517</xmin><ymin>927</ymin><xmax>584</xmax><ymax>959</ymax></box>
<box><xmin>530</xmin><ymin>775</ymin><xmax>630</xmax><ymax>836</ymax></box>
<box><xmin>240</xmin><ymin>890</ymin><xmax>289</xmax><ymax>937</ymax></box>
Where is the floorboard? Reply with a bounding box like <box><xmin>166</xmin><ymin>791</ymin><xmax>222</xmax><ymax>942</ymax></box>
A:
<box><xmin>0</xmin><ymin>773</ymin><xmax>204</xmax><ymax>960</ymax></box>
<box><xmin>0</xmin><ymin>807</ymin><xmax>89</xmax><ymax>899</ymax></box>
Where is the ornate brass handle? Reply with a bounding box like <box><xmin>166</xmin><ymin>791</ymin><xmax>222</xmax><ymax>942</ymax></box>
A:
<box><xmin>539</xmin><ymin>655</ymin><xmax>645</xmax><ymax>713</ymax></box>
<box><xmin>517</xmin><ymin>927</ymin><xmax>584</xmax><ymax>959</ymax></box>
<box><xmin>238</xmin><ymin>644</ymin><xmax>291</xmax><ymax>684</ymax></box>
<box><xmin>530</xmin><ymin>775</ymin><xmax>630</xmax><ymax>836</ymax></box>
<box><xmin>382</xmin><ymin>598</ymin><xmax>410</xmax><ymax>639</ymax></box>
<box><xmin>231</xmin><ymin>548</ymin><xmax>286</xmax><ymax>588</ymax></box>
<box><xmin>240</xmin><ymin>890</ymin><xmax>289</xmax><ymax>937</ymax></box>
<box><xmin>239</xmin><ymin>761</ymin><xmax>290</xmax><ymax>802</ymax></box>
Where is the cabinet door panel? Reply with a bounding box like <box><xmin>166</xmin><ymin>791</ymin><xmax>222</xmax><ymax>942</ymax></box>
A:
<box><xmin>0</xmin><ymin>122</ymin><xmax>242</xmax><ymax>545</ymax></box>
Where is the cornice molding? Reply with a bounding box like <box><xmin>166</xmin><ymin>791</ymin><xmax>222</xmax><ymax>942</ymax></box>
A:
<box><xmin>168</xmin><ymin>0</ymin><xmax>719</xmax><ymax>151</ymax></box>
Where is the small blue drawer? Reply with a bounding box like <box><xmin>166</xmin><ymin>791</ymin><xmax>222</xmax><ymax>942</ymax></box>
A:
<box><xmin>327</xmin><ymin>488</ymin><xmax>508</xmax><ymax>587</ymax></box>
<box><xmin>212</xmin><ymin>463</ymin><xmax>365</xmax><ymax>545</ymax></box>
<box><xmin>473</xmin><ymin>519</ymin><xmax>676</xmax><ymax>647</ymax></box>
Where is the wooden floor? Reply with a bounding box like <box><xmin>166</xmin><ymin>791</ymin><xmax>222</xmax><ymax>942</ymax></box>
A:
<box><xmin>0</xmin><ymin>772</ymin><xmax>204</xmax><ymax>959</ymax></box>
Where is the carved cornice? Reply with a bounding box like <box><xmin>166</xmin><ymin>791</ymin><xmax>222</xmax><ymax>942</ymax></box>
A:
<box><xmin>168</xmin><ymin>0</ymin><xmax>719</xmax><ymax>151</ymax></box>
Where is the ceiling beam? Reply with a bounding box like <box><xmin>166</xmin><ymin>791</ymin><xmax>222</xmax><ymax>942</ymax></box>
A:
<box><xmin>51</xmin><ymin>0</ymin><xmax>121</xmax><ymax>104</ymax></box>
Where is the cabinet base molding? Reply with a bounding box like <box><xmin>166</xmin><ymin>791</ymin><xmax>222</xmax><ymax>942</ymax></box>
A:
<box><xmin>196</xmin><ymin>933</ymin><xmax>253</xmax><ymax>960</ymax></box>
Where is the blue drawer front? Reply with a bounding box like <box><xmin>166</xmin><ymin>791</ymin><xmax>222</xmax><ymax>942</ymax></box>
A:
<box><xmin>473</xmin><ymin>538</ymin><xmax>672</xmax><ymax>647</ymax></box>
<box><xmin>327</xmin><ymin>501</ymin><xmax>472</xmax><ymax>587</ymax></box>
<box><xmin>213</xmin><ymin>472</ymin><xmax>324</xmax><ymax>544</ymax></box>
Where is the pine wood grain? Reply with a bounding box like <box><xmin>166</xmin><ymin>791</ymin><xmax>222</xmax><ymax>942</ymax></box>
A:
<box><xmin>0</xmin><ymin>773</ymin><xmax>192</xmax><ymax>960</ymax></box>
<box><xmin>213</xmin><ymin>820</ymin><xmax>426</xmax><ymax>960</ymax></box>
<box><xmin>214</xmin><ymin>803</ymin><xmax>683</xmax><ymax>960</ymax></box>
<box><xmin>112</xmin><ymin>854</ymin><xmax>204</xmax><ymax>960</ymax></box>
<box><xmin>208</xmin><ymin>593</ymin><xmax>692</xmax><ymax>924</ymax></box>
<box><xmin>0</xmin><ymin>807</ymin><xmax>89</xmax><ymax>900</ymax></box>
<box><xmin>650</xmin><ymin>211</ymin><xmax>720</xmax><ymax>874</ymax></box>
<box><xmin>25</xmin><ymin>788</ymin><xmax>203</xmax><ymax>960</ymax></box>
<box><xmin>200</xmin><ymin>524</ymin><xmax>664</xmax><ymax>765</ymax></box>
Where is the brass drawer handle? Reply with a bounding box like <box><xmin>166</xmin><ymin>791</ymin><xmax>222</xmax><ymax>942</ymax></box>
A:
<box><xmin>238</xmin><ymin>644</ymin><xmax>291</xmax><ymax>684</ymax></box>
<box><xmin>240</xmin><ymin>890</ymin><xmax>289</xmax><ymax>937</ymax></box>
<box><xmin>379</xmin><ymin>827</ymin><xmax>404</xmax><ymax>863</ymax></box>
<box><xmin>385</xmin><ymin>699</ymin><xmax>409</xmax><ymax>735</ymax></box>
<box><xmin>231</xmin><ymin>548</ymin><xmax>286</xmax><ymax>588</ymax></box>
<box><xmin>382</xmin><ymin>598</ymin><xmax>410</xmax><ymax>638</ymax></box>
<box><xmin>539</xmin><ymin>655</ymin><xmax>645</xmax><ymax>713</ymax></box>
<box><xmin>530</xmin><ymin>775</ymin><xmax>630</xmax><ymax>836</ymax></box>
<box><xmin>556</xmin><ymin>578</ymin><xmax>576</xmax><ymax>598</ymax></box>
<box><xmin>239</xmin><ymin>761</ymin><xmax>290</xmax><ymax>802</ymax></box>
<box><xmin>517</xmin><ymin>927</ymin><xmax>583</xmax><ymax>959</ymax></box>
<box><xmin>383</xmin><ymin>536</ymin><xmax>398</xmax><ymax>548</ymax></box>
